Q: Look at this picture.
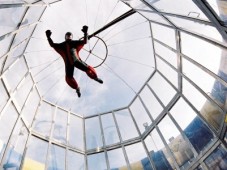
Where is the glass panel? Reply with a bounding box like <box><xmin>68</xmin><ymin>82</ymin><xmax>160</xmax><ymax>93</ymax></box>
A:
<box><xmin>148</xmin><ymin>72</ymin><xmax>177</xmax><ymax>106</ymax></box>
<box><xmin>181</xmin><ymin>32</ymin><xmax>222</xmax><ymax>75</ymax></box>
<box><xmin>22</xmin><ymin>136</ymin><xmax>48</xmax><ymax>170</ymax></box>
<box><xmin>3</xmin><ymin>56</ymin><xmax>28</xmax><ymax>92</ymax></box>
<box><xmin>207</xmin><ymin>0</ymin><xmax>227</xmax><ymax>26</ymax></box>
<box><xmin>68</xmin><ymin>115</ymin><xmax>84</xmax><ymax>150</ymax></box>
<box><xmin>139</xmin><ymin>11</ymin><xmax>171</xmax><ymax>25</ymax></box>
<box><xmin>151</xmin><ymin>23</ymin><xmax>176</xmax><ymax>49</ymax></box>
<box><xmin>0</xmin><ymin>7</ymin><xmax>25</xmax><ymax>36</ymax></box>
<box><xmin>130</xmin><ymin>98</ymin><xmax>152</xmax><ymax>134</ymax></box>
<box><xmin>67</xmin><ymin>150</ymin><xmax>85</xmax><ymax>170</ymax></box>
<box><xmin>32</xmin><ymin>101</ymin><xmax>54</xmax><ymax>137</ymax></box>
<box><xmin>107</xmin><ymin>148</ymin><xmax>128</xmax><ymax>169</ymax></box>
<box><xmin>0</xmin><ymin>34</ymin><xmax>14</xmax><ymax>58</ymax></box>
<box><xmin>204</xmin><ymin>144</ymin><xmax>227</xmax><ymax>169</ymax></box>
<box><xmin>125</xmin><ymin>143</ymin><xmax>153</xmax><ymax>170</ymax></box>
<box><xmin>85</xmin><ymin>117</ymin><xmax>103</xmax><ymax>150</ymax></box>
<box><xmin>167</xmin><ymin>16</ymin><xmax>223</xmax><ymax>45</ymax></box>
<box><xmin>87</xmin><ymin>152</ymin><xmax>107</xmax><ymax>170</ymax></box>
<box><xmin>21</xmin><ymin>87</ymin><xmax>40</xmax><ymax>127</ymax></box>
<box><xmin>156</xmin><ymin>57</ymin><xmax>178</xmax><ymax>89</ymax></box>
<box><xmin>14</xmin><ymin>74</ymin><xmax>33</xmax><ymax>111</ymax></box>
<box><xmin>140</xmin><ymin>85</ymin><xmax>163</xmax><ymax>120</ymax></box>
<box><xmin>53</xmin><ymin>108</ymin><xmax>67</xmax><ymax>144</ymax></box>
<box><xmin>101</xmin><ymin>113</ymin><xmax>120</xmax><ymax>146</ymax></box>
<box><xmin>158</xmin><ymin>115</ymin><xmax>195</xmax><ymax>168</ymax></box>
<box><xmin>146</xmin><ymin>0</ymin><xmax>208</xmax><ymax>20</ymax></box>
<box><xmin>2</xmin><ymin>120</ymin><xmax>28</xmax><ymax>170</ymax></box>
<box><xmin>0</xmin><ymin>102</ymin><xmax>18</xmax><ymax>160</ymax></box>
<box><xmin>114</xmin><ymin>109</ymin><xmax>139</xmax><ymax>141</ymax></box>
<box><xmin>145</xmin><ymin>128</ymin><xmax>175</xmax><ymax>169</ymax></box>
<box><xmin>0</xmin><ymin>80</ymin><xmax>9</xmax><ymax>112</ymax></box>
<box><xmin>3</xmin><ymin>40</ymin><xmax>28</xmax><ymax>71</ymax></box>
<box><xmin>154</xmin><ymin>41</ymin><xmax>177</xmax><ymax>68</ymax></box>
<box><xmin>47</xmin><ymin>144</ymin><xmax>65</xmax><ymax>170</ymax></box>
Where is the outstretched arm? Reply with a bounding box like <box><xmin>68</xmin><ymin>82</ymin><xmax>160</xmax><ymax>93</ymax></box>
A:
<box><xmin>81</xmin><ymin>25</ymin><xmax>88</xmax><ymax>44</ymax></box>
<box><xmin>46</xmin><ymin>30</ymin><xmax>57</xmax><ymax>47</ymax></box>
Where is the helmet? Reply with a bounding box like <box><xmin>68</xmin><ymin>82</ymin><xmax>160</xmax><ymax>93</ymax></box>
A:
<box><xmin>65</xmin><ymin>32</ymin><xmax>73</xmax><ymax>40</ymax></box>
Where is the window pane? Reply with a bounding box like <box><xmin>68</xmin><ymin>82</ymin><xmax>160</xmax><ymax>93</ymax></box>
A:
<box><xmin>47</xmin><ymin>144</ymin><xmax>65</xmax><ymax>170</ymax></box>
<box><xmin>53</xmin><ymin>108</ymin><xmax>67</xmax><ymax>144</ymax></box>
<box><xmin>204</xmin><ymin>144</ymin><xmax>227</xmax><ymax>169</ymax></box>
<box><xmin>140</xmin><ymin>86</ymin><xmax>163</xmax><ymax>120</ymax></box>
<box><xmin>85</xmin><ymin>117</ymin><xmax>103</xmax><ymax>150</ymax></box>
<box><xmin>14</xmin><ymin>74</ymin><xmax>33</xmax><ymax>111</ymax></box>
<box><xmin>68</xmin><ymin>115</ymin><xmax>84</xmax><ymax>150</ymax></box>
<box><xmin>130</xmin><ymin>98</ymin><xmax>152</xmax><ymax>134</ymax></box>
<box><xmin>151</xmin><ymin>23</ymin><xmax>176</xmax><ymax>49</ymax></box>
<box><xmin>22</xmin><ymin>136</ymin><xmax>48</xmax><ymax>170</ymax></box>
<box><xmin>67</xmin><ymin>150</ymin><xmax>85</xmax><ymax>170</ymax></box>
<box><xmin>114</xmin><ymin>109</ymin><xmax>139</xmax><ymax>141</ymax></box>
<box><xmin>87</xmin><ymin>152</ymin><xmax>107</xmax><ymax>170</ymax></box>
<box><xmin>0</xmin><ymin>34</ymin><xmax>14</xmax><ymax>57</ymax></box>
<box><xmin>101</xmin><ymin>113</ymin><xmax>120</xmax><ymax>146</ymax></box>
<box><xmin>0</xmin><ymin>80</ymin><xmax>9</xmax><ymax>112</ymax></box>
<box><xmin>2</xmin><ymin>120</ymin><xmax>28</xmax><ymax>170</ymax></box>
<box><xmin>145</xmin><ymin>129</ymin><xmax>175</xmax><ymax>170</ymax></box>
<box><xmin>32</xmin><ymin>101</ymin><xmax>54</xmax><ymax>137</ymax></box>
<box><xmin>148</xmin><ymin>72</ymin><xmax>177</xmax><ymax>106</ymax></box>
<box><xmin>107</xmin><ymin>148</ymin><xmax>127</xmax><ymax>169</ymax></box>
<box><xmin>21</xmin><ymin>87</ymin><xmax>40</xmax><ymax>127</ymax></box>
<box><xmin>158</xmin><ymin>115</ymin><xmax>195</xmax><ymax>168</ymax></box>
<box><xmin>0</xmin><ymin>7</ymin><xmax>26</xmax><ymax>36</ymax></box>
<box><xmin>0</xmin><ymin>102</ymin><xmax>18</xmax><ymax>160</ymax></box>
<box><xmin>3</xmin><ymin>57</ymin><xmax>28</xmax><ymax>92</ymax></box>
<box><xmin>125</xmin><ymin>143</ymin><xmax>153</xmax><ymax>170</ymax></box>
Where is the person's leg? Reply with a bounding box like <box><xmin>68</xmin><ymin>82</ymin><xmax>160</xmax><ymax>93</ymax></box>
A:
<box><xmin>65</xmin><ymin>65</ymin><xmax>81</xmax><ymax>97</ymax></box>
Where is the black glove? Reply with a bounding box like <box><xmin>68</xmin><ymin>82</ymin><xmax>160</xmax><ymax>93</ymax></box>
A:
<box><xmin>46</xmin><ymin>30</ymin><xmax>52</xmax><ymax>38</ymax></box>
<box><xmin>81</xmin><ymin>25</ymin><xmax>88</xmax><ymax>34</ymax></box>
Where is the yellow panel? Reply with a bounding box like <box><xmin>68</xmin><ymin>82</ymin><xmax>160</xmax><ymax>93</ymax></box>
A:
<box><xmin>22</xmin><ymin>158</ymin><xmax>45</xmax><ymax>170</ymax></box>
<box><xmin>119</xmin><ymin>161</ymin><xmax>143</xmax><ymax>170</ymax></box>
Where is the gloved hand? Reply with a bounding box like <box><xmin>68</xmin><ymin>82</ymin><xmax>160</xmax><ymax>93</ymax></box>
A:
<box><xmin>81</xmin><ymin>25</ymin><xmax>88</xmax><ymax>34</ymax></box>
<box><xmin>46</xmin><ymin>30</ymin><xmax>52</xmax><ymax>38</ymax></box>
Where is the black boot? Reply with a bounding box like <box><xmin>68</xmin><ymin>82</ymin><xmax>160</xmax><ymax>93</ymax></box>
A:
<box><xmin>76</xmin><ymin>88</ymin><xmax>81</xmax><ymax>97</ymax></box>
<box><xmin>94</xmin><ymin>78</ymin><xmax>103</xmax><ymax>84</ymax></box>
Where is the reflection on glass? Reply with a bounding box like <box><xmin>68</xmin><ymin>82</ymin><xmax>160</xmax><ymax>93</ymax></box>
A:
<box><xmin>2</xmin><ymin>121</ymin><xmax>28</xmax><ymax>170</ymax></box>
<box><xmin>101</xmin><ymin>113</ymin><xmax>120</xmax><ymax>146</ymax></box>
<box><xmin>145</xmin><ymin>129</ymin><xmax>175</xmax><ymax>170</ymax></box>
<box><xmin>107</xmin><ymin>148</ymin><xmax>127</xmax><ymax>169</ymax></box>
<box><xmin>67</xmin><ymin>150</ymin><xmax>85</xmax><ymax>170</ymax></box>
<box><xmin>207</xmin><ymin>0</ymin><xmax>227</xmax><ymax>26</ymax></box>
<box><xmin>47</xmin><ymin>144</ymin><xmax>65</xmax><ymax>170</ymax></box>
<box><xmin>0</xmin><ymin>103</ymin><xmax>18</xmax><ymax>160</ymax></box>
<box><xmin>69</xmin><ymin>115</ymin><xmax>84</xmax><ymax>150</ymax></box>
<box><xmin>33</xmin><ymin>101</ymin><xmax>54</xmax><ymax>137</ymax></box>
<box><xmin>85</xmin><ymin>117</ymin><xmax>103</xmax><ymax>150</ymax></box>
<box><xmin>158</xmin><ymin>115</ymin><xmax>195</xmax><ymax>168</ymax></box>
<box><xmin>204</xmin><ymin>144</ymin><xmax>227</xmax><ymax>169</ymax></box>
<box><xmin>22</xmin><ymin>136</ymin><xmax>48</xmax><ymax>170</ymax></box>
<box><xmin>125</xmin><ymin>143</ymin><xmax>153</xmax><ymax>170</ymax></box>
<box><xmin>53</xmin><ymin>108</ymin><xmax>67</xmax><ymax>144</ymax></box>
<box><xmin>87</xmin><ymin>152</ymin><xmax>107</xmax><ymax>170</ymax></box>
<box><xmin>114</xmin><ymin>109</ymin><xmax>139</xmax><ymax>141</ymax></box>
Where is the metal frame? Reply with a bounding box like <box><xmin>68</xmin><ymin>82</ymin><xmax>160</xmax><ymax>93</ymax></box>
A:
<box><xmin>0</xmin><ymin>0</ymin><xmax>227</xmax><ymax>170</ymax></box>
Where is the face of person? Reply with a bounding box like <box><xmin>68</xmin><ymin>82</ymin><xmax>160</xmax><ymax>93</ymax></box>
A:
<box><xmin>65</xmin><ymin>34</ymin><xmax>73</xmax><ymax>40</ymax></box>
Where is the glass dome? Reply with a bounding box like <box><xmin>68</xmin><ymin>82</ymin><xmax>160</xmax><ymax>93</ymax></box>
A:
<box><xmin>0</xmin><ymin>0</ymin><xmax>227</xmax><ymax>169</ymax></box>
